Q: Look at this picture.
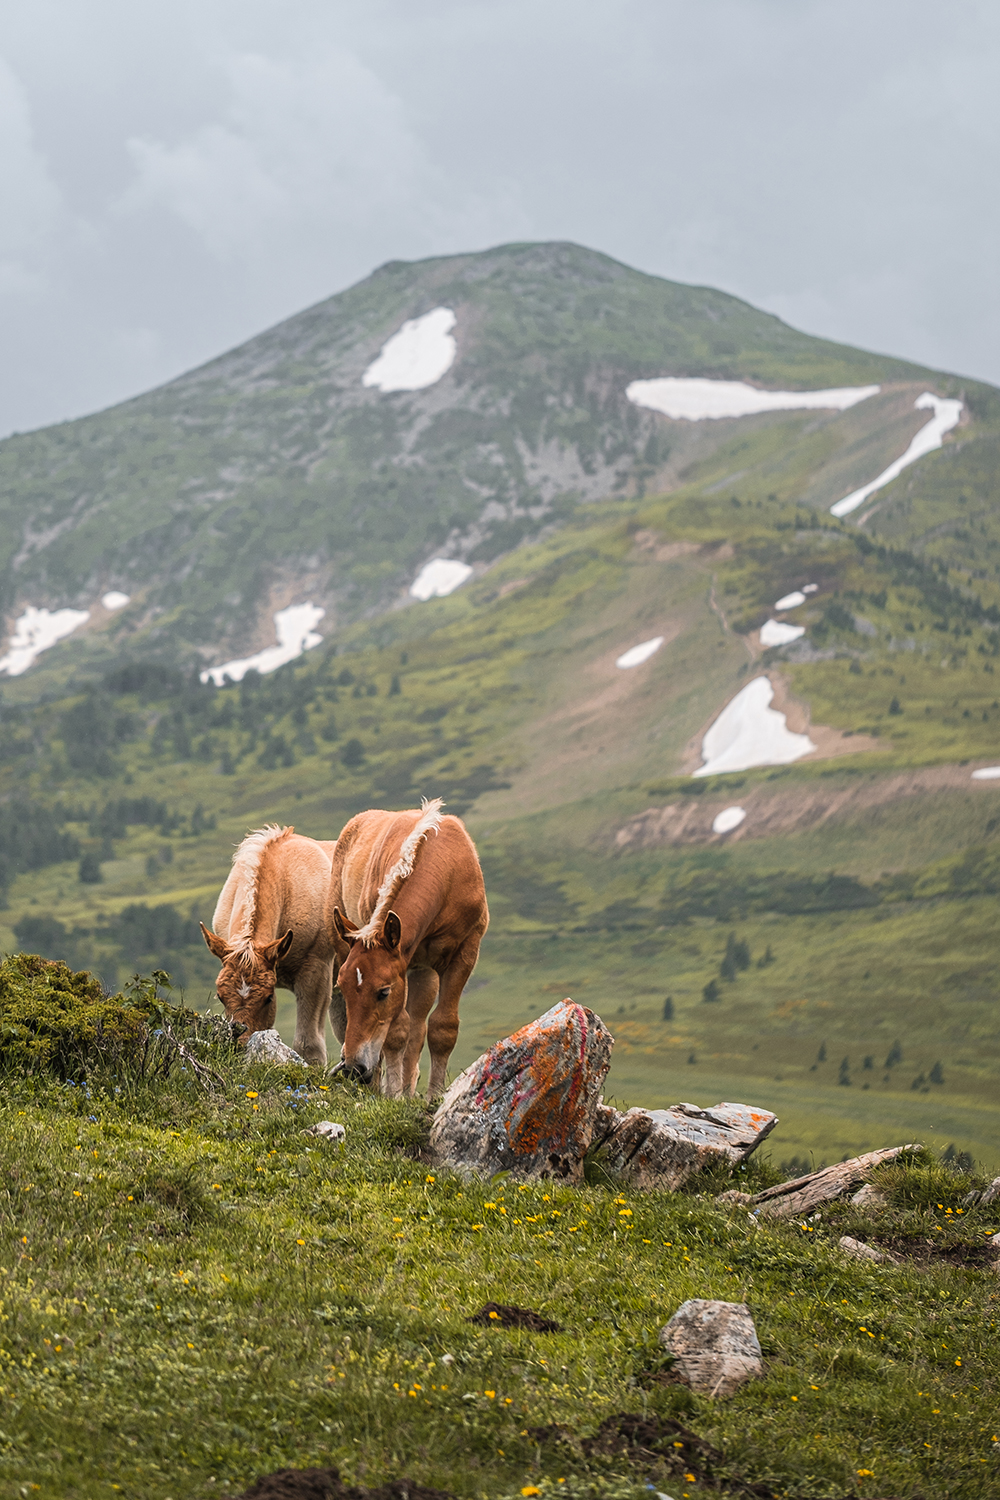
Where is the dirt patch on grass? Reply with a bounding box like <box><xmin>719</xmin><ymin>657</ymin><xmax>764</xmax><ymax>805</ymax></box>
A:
<box><xmin>873</xmin><ymin>1234</ymin><xmax>1000</xmax><ymax>1271</ymax></box>
<box><xmin>617</xmin><ymin>754</ymin><xmax>997</xmax><ymax>849</ymax></box>
<box><xmin>467</xmin><ymin>1301</ymin><xmax>563</xmax><ymax>1331</ymax></box>
<box><xmin>235</xmin><ymin>1468</ymin><xmax>453</xmax><ymax>1500</ymax></box>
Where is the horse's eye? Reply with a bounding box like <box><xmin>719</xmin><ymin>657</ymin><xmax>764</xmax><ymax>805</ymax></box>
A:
<box><xmin>376</xmin><ymin>986</ymin><xmax>391</xmax><ymax>1002</ymax></box>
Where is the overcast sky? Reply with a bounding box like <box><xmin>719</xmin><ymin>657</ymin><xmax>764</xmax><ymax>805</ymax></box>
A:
<box><xmin>2</xmin><ymin>0</ymin><xmax>998</xmax><ymax>437</ymax></box>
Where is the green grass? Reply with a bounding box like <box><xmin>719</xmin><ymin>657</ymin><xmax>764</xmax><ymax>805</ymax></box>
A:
<box><xmin>2</xmin><ymin>1032</ymin><xmax>999</xmax><ymax>1500</ymax></box>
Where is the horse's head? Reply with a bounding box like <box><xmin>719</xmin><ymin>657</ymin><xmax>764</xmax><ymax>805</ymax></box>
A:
<box><xmin>200</xmin><ymin>922</ymin><xmax>293</xmax><ymax>1037</ymax></box>
<box><xmin>330</xmin><ymin>907</ymin><xmax>406</xmax><ymax>1085</ymax></box>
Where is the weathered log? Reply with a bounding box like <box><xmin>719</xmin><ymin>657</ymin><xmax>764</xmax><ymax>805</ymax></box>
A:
<box><xmin>749</xmin><ymin>1144</ymin><xmax>921</xmax><ymax>1218</ymax></box>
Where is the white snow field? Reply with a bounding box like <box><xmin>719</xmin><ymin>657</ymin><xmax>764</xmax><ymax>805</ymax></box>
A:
<box><xmin>410</xmin><ymin>558</ymin><xmax>473</xmax><ymax>601</ymax></box>
<box><xmin>101</xmin><ymin>591</ymin><xmax>130</xmax><ymax>610</ymax></box>
<box><xmin>616</xmin><ymin>636</ymin><xmax>664</xmax><ymax>669</ymax></box>
<box><xmin>712</xmin><ymin>805</ymin><xmax>747</xmax><ymax>834</ymax></box>
<box><xmin>693</xmin><ymin>675</ymin><xmax>816</xmax><ymax>777</ymax></box>
<box><xmin>971</xmin><ymin>767</ymin><xmax>1000</xmax><ymax>781</ymax></box>
<box><xmin>0</xmin><ymin>605</ymin><xmax>90</xmax><ymax>676</ymax></box>
<box><xmin>759</xmin><ymin>619</ymin><xmax>806</xmax><ymax>647</ymax></box>
<box><xmin>830</xmin><ymin>393</ymin><xmax>963</xmax><ymax>518</ymax></box>
<box><xmin>362</xmin><ymin>308</ymin><xmax>457</xmax><ymax>393</ymax></box>
<box><xmin>200</xmin><ymin>603</ymin><xmax>325</xmax><ymax>686</ymax></box>
<box><xmin>774</xmin><ymin>584</ymin><xmax>816</xmax><ymax>609</ymax></box>
<box><xmin>625</xmin><ymin>377</ymin><xmax>880</xmax><ymax>421</ymax></box>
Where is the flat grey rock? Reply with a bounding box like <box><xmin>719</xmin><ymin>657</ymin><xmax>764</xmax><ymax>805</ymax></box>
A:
<box><xmin>659</xmin><ymin>1299</ymin><xmax>762</xmax><ymax>1397</ymax></box>
<box><xmin>245</xmin><ymin>1029</ymin><xmax>307</xmax><ymax>1066</ymax></box>
<box><xmin>839</xmin><ymin>1235</ymin><xmax>893</xmax><ymax>1263</ymax></box>
<box><xmin>595</xmin><ymin>1100</ymin><xmax>777</xmax><ymax>1191</ymax></box>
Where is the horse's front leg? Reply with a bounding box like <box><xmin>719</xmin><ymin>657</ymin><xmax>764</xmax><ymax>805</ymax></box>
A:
<box><xmin>379</xmin><ymin>986</ymin><xmax>411</xmax><ymax>1098</ymax></box>
<box><xmin>426</xmin><ymin>950</ymin><xmax>477</xmax><ymax>1098</ymax></box>
<box><xmin>292</xmin><ymin>955</ymin><xmax>334</xmax><ymax>1066</ymax></box>
<box><xmin>401</xmin><ymin>968</ymin><xmax>439</xmax><ymax>1097</ymax></box>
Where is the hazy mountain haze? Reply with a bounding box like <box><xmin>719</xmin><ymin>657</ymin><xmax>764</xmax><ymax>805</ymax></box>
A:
<box><xmin>1</xmin><ymin>0</ymin><xmax>998</xmax><ymax>435</ymax></box>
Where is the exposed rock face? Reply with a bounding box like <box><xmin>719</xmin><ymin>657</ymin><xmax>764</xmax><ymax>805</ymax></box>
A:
<box><xmin>428</xmin><ymin>1000</ymin><xmax>612</xmax><ymax>1182</ymax></box>
<box><xmin>245</xmin><ymin>1029</ymin><xmax>307</xmax><ymax>1067</ymax></box>
<box><xmin>593</xmin><ymin>1101</ymin><xmax>777</xmax><ymax>1191</ymax></box>
<box><xmin>979</xmin><ymin>1176</ymin><xmax>1000</xmax><ymax>1207</ymax></box>
<box><xmin>659</xmin><ymin>1300</ymin><xmax>762</xmax><ymax>1397</ymax></box>
<box><xmin>746</xmin><ymin>1144</ymin><xmax>920</xmax><ymax>1218</ymax></box>
<box><xmin>850</xmin><ymin>1183</ymin><xmax>888</xmax><ymax>1207</ymax></box>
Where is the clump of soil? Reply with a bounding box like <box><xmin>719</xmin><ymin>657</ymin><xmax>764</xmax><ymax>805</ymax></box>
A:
<box><xmin>873</xmin><ymin>1234</ymin><xmax>999</xmax><ymax>1270</ymax></box>
<box><xmin>467</xmin><ymin>1301</ymin><xmax>562</xmax><ymax>1332</ymax></box>
<box><xmin>234</xmin><ymin>1467</ymin><xmax>453</xmax><ymax>1500</ymax></box>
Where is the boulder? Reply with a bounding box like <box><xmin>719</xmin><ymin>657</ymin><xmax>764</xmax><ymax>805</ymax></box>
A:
<box><xmin>747</xmin><ymin>1144</ymin><xmax>921</xmax><ymax>1218</ymax></box>
<box><xmin>659</xmin><ymin>1299</ymin><xmax>762</xmax><ymax>1397</ymax></box>
<box><xmin>303</xmin><ymin>1120</ymin><xmax>346</xmax><ymax>1143</ymax></box>
<box><xmin>245</xmin><ymin>1029</ymin><xmax>307</xmax><ymax>1067</ymax></box>
<box><xmin>850</xmin><ymin>1183</ymin><xmax>887</xmax><ymax>1208</ymax></box>
<box><xmin>839</xmin><ymin>1235</ymin><xmax>894</xmax><ymax>1264</ymax></box>
<box><xmin>594</xmin><ymin>1101</ymin><xmax>777</xmax><ymax>1191</ymax></box>
<box><xmin>980</xmin><ymin>1176</ymin><xmax>1000</xmax><ymax>1207</ymax></box>
<box><xmin>429</xmin><ymin>1000</ymin><xmax>612</xmax><ymax>1181</ymax></box>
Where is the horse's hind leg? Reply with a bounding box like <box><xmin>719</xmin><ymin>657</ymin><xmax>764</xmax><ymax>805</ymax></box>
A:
<box><xmin>426</xmin><ymin>950</ymin><xmax>477</xmax><ymax>1098</ymax></box>
<box><xmin>292</xmin><ymin>956</ymin><xmax>334</xmax><ymax>1066</ymax></box>
<box><xmin>400</xmin><ymin>968</ymin><xmax>439</xmax><ymax>1097</ymax></box>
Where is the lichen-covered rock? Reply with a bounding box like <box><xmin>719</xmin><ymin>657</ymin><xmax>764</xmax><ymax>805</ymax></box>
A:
<box><xmin>429</xmin><ymin>1000</ymin><xmax>612</xmax><ymax>1181</ymax></box>
<box><xmin>245</xmin><ymin>1029</ymin><xmax>306</xmax><ymax>1067</ymax></box>
<box><xmin>980</xmin><ymin>1176</ymin><xmax>1000</xmax><ymax>1207</ymax></box>
<box><xmin>659</xmin><ymin>1299</ymin><xmax>762</xmax><ymax>1397</ymax></box>
<box><xmin>594</xmin><ymin>1101</ymin><xmax>777</xmax><ymax>1191</ymax></box>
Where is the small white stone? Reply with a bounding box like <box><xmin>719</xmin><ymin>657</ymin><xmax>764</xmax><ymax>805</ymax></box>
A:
<box><xmin>303</xmin><ymin>1120</ymin><xmax>346</xmax><ymax>1143</ymax></box>
<box><xmin>244</xmin><ymin>1029</ymin><xmax>306</xmax><ymax>1066</ymax></box>
<box><xmin>839</xmin><ymin>1235</ymin><xmax>892</xmax><ymax>1263</ymax></box>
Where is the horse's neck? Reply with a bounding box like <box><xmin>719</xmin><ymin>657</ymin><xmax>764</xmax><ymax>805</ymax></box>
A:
<box><xmin>232</xmin><ymin>864</ymin><xmax>286</xmax><ymax>945</ymax></box>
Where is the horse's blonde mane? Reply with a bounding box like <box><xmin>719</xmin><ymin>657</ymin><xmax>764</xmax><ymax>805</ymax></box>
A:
<box><xmin>228</xmin><ymin>824</ymin><xmax>294</xmax><ymax>969</ymax></box>
<box><xmin>357</xmin><ymin>798</ymin><xmax>443</xmax><ymax>947</ymax></box>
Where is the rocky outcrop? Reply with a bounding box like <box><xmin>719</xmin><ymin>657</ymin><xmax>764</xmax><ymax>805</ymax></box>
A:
<box><xmin>429</xmin><ymin>1000</ymin><xmax>613</xmax><ymax>1182</ymax></box>
<box><xmin>245</xmin><ymin>1029</ymin><xmax>306</xmax><ymax>1066</ymax></box>
<box><xmin>659</xmin><ymin>1300</ymin><xmax>762</xmax><ymax>1397</ymax></box>
<box><xmin>839</xmin><ymin>1235</ymin><xmax>895</xmax><ymax>1264</ymax></box>
<box><xmin>593</xmin><ymin>1101</ymin><xmax>777</xmax><ymax>1191</ymax></box>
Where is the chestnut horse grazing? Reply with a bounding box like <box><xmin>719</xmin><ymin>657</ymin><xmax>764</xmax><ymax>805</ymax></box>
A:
<box><xmin>201</xmin><ymin>826</ymin><xmax>338</xmax><ymax>1064</ymax></box>
<box><xmin>328</xmin><ymin>798</ymin><xmax>488</xmax><ymax>1096</ymax></box>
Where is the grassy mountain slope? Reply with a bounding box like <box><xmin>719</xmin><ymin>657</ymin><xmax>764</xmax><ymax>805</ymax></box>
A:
<box><xmin>1</xmin><ymin>243</ymin><xmax>999</xmax><ymax>1171</ymax></box>
<box><xmin>0</xmin><ymin>241</ymin><xmax>977</xmax><ymax>676</ymax></box>
<box><xmin>1</xmin><ymin>976</ymin><xmax>998</xmax><ymax>1500</ymax></box>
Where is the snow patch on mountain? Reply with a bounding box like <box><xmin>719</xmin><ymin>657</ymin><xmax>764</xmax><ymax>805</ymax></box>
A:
<box><xmin>693</xmin><ymin>675</ymin><xmax>815</xmax><ymax>776</ymax></box>
<box><xmin>200</xmin><ymin>603</ymin><xmax>325</xmax><ymax>685</ymax></box>
<box><xmin>0</xmin><ymin>606</ymin><xmax>91</xmax><ymax>677</ymax></box>
<box><xmin>616</xmin><ymin>636</ymin><xmax>664</xmax><ymax>669</ymax></box>
<box><xmin>362</xmin><ymin>308</ymin><xmax>457</xmax><ymax>392</ymax></box>
<box><xmin>625</xmin><ymin>377</ymin><xmax>880</xmax><ymax>422</ymax></box>
<box><xmin>830</xmin><ymin>393</ymin><xmax>963</xmax><ymax>518</ymax></box>
<box><xmin>760</xmin><ymin>619</ymin><xmax>806</xmax><ymax>647</ymax></box>
<box><xmin>102</xmin><ymin>591</ymin><xmax>130</xmax><ymax>610</ymax></box>
<box><xmin>410</xmin><ymin>559</ymin><xmax>472</xmax><ymax>600</ymax></box>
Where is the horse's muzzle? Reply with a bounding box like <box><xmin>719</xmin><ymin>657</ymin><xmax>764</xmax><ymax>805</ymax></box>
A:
<box><xmin>330</xmin><ymin>1059</ymin><xmax>373</xmax><ymax>1086</ymax></box>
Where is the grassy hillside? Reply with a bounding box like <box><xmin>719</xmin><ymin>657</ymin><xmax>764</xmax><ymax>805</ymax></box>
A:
<box><xmin>0</xmin><ymin>241</ymin><xmax>979</xmax><ymax>675</ymax></box>
<box><xmin>1</xmin><ymin>962</ymin><xmax>998</xmax><ymax>1500</ymax></box>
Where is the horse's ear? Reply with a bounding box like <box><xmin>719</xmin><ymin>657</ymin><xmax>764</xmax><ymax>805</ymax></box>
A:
<box><xmin>382</xmin><ymin>911</ymin><xmax>402</xmax><ymax>952</ymax></box>
<box><xmin>200</xmin><ymin>922</ymin><xmax>229</xmax><ymax>961</ymax></box>
<box><xmin>259</xmin><ymin>929</ymin><xmax>294</xmax><ymax>967</ymax></box>
<box><xmin>332</xmin><ymin>907</ymin><xmax>358</xmax><ymax>945</ymax></box>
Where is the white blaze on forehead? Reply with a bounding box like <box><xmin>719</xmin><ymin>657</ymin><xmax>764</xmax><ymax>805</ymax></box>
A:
<box><xmin>201</xmin><ymin>602</ymin><xmax>325</xmax><ymax>685</ymax></box>
<box><xmin>830</xmin><ymin>393</ymin><xmax>963</xmax><ymax>518</ymax></box>
<box><xmin>616</xmin><ymin>636</ymin><xmax>664</xmax><ymax>669</ymax></box>
<box><xmin>694</xmin><ymin>675</ymin><xmax>815</xmax><ymax>777</ymax></box>
<box><xmin>356</xmin><ymin>967</ymin><xmax>363</xmax><ymax>988</ymax></box>
<box><xmin>101</xmin><ymin>591</ymin><xmax>130</xmax><ymax>610</ymax></box>
<box><xmin>362</xmin><ymin>307</ymin><xmax>457</xmax><ymax>393</ymax></box>
<box><xmin>0</xmin><ymin>605</ymin><xmax>90</xmax><ymax>676</ymax></box>
<box><xmin>410</xmin><ymin>558</ymin><xmax>472</xmax><ymax>600</ymax></box>
<box><xmin>712</xmin><ymin>805</ymin><xmax>747</xmax><ymax>834</ymax></box>
<box><xmin>238</xmin><ymin>981</ymin><xmax>251</xmax><ymax>999</ymax></box>
<box><xmin>625</xmin><ymin>378</ymin><xmax>880</xmax><ymax>422</ymax></box>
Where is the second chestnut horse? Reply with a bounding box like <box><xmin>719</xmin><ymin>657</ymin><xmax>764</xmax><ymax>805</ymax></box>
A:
<box><xmin>327</xmin><ymin>798</ymin><xmax>488</xmax><ymax>1096</ymax></box>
